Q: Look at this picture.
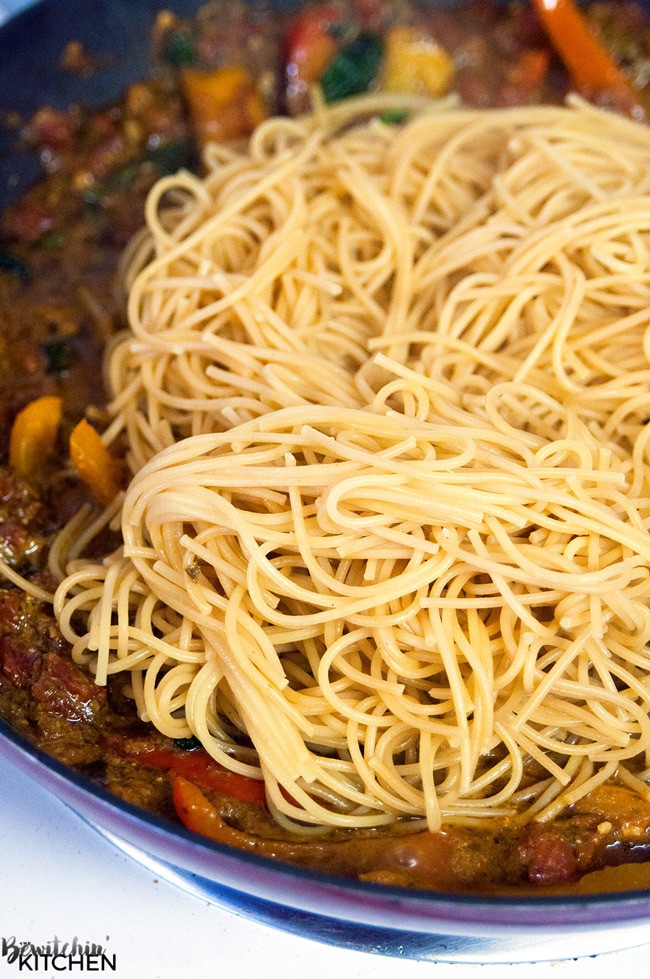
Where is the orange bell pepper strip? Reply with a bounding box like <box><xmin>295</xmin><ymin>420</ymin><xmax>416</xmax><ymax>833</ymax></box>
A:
<box><xmin>532</xmin><ymin>0</ymin><xmax>634</xmax><ymax>96</ymax></box>
<box><xmin>180</xmin><ymin>66</ymin><xmax>267</xmax><ymax>148</ymax></box>
<box><xmin>69</xmin><ymin>418</ymin><xmax>123</xmax><ymax>507</ymax></box>
<box><xmin>171</xmin><ymin>776</ymin><xmax>476</xmax><ymax>886</ymax></box>
<box><xmin>174</xmin><ymin>776</ymin><xmax>231</xmax><ymax>838</ymax></box>
<box><xmin>9</xmin><ymin>395</ymin><xmax>62</xmax><ymax>479</ymax></box>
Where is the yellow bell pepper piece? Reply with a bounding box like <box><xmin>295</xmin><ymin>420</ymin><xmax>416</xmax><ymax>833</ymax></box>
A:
<box><xmin>69</xmin><ymin>419</ymin><xmax>123</xmax><ymax>507</ymax></box>
<box><xmin>180</xmin><ymin>66</ymin><xmax>267</xmax><ymax>148</ymax></box>
<box><xmin>382</xmin><ymin>26</ymin><xmax>454</xmax><ymax>99</ymax></box>
<box><xmin>9</xmin><ymin>395</ymin><xmax>62</xmax><ymax>479</ymax></box>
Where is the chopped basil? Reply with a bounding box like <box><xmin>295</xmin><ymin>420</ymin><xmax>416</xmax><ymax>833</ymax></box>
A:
<box><xmin>165</xmin><ymin>31</ymin><xmax>198</xmax><ymax>67</ymax></box>
<box><xmin>380</xmin><ymin>108</ymin><xmax>409</xmax><ymax>125</ymax></box>
<box><xmin>44</xmin><ymin>339</ymin><xmax>71</xmax><ymax>374</ymax></box>
<box><xmin>320</xmin><ymin>31</ymin><xmax>384</xmax><ymax>103</ymax></box>
<box><xmin>174</xmin><ymin>736</ymin><xmax>201</xmax><ymax>751</ymax></box>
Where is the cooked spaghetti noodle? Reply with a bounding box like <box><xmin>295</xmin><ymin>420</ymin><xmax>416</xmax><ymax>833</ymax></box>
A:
<box><xmin>52</xmin><ymin>97</ymin><xmax>650</xmax><ymax>831</ymax></box>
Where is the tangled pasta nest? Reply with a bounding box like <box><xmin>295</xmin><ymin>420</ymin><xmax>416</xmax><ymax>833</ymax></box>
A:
<box><xmin>53</xmin><ymin>97</ymin><xmax>650</xmax><ymax>831</ymax></box>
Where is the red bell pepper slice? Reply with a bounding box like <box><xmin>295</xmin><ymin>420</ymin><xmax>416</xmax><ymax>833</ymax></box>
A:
<box><xmin>284</xmin><ymin>4</ymin><xmax>344</xmax><ymax>84</ymax></box>
<box><xmin>107</xmin><ymin>737</ymin><xmax>267</xmax><ymax>806</ymax></box>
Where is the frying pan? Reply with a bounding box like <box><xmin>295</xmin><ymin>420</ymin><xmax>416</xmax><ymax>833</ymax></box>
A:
<box><xmin>2</xmin><ymin>0</ymin><xmax>650</xmax><ymax>962</ymax></box>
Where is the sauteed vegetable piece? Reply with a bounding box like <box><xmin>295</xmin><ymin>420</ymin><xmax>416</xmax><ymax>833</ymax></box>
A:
<box><xmin>8</xmin><ymin>396</ymin><xmax>62</xmax><ymax>480</ymax></box>
<box><xmin>171</xmin><ymin>777</ymin><xmax>650</xmax><ymax>891</ymax></box>
<box><xmin>532</xmin><ymin>0</ymin><xmax>635</xmax><ymax>99</ymax></box>
<box><xmin>180</xmin><ymin>66</ymin><xmax>267</xmax><ymax>147</ymax></box>
<box><xmin>69</xmin><ymin>419</ymin><xmax>123</xmax><ymax>507</ymax></box>
<box><xmin>105</xmin><ymin>736</ymin><xmax>268</xmax><ymax>806</ymax></box>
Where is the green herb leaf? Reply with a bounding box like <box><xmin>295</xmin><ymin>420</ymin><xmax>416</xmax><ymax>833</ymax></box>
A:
<box><xmin>380</xmin><ymin>108</ymin><xmax>408</xmax><ymax>125</ymax></box>
<box><xmin>43</xmin><ymin>339</ymin><xmax>71</xmax><ymax>374</ymax></box>
<box><xmin>165</xmin><ymin>31</ymin><xmax>198</xmax><ymax>68</ymax></box>
<box><xmin>174</xmin><ymin>736</ymin><xmax>201</xmax><ymax>751</ymax></box>
<box><xmin>320</xmin><ymin>31</ymin><xmax>384</xmax><ymax>103</ymax></box>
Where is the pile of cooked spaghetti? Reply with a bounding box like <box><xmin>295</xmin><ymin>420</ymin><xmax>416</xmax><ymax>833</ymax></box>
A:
<box><xmin>51</xmin><ymin>96</ymin><xmax>650</xmax><ymax>833</ymax></box>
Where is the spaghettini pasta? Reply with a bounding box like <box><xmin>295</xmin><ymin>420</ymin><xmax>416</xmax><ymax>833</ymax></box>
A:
<box><xmin>51</xmin><ymin>97</ymin><xmax>650</xmax><ymax>833</ymax></box>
